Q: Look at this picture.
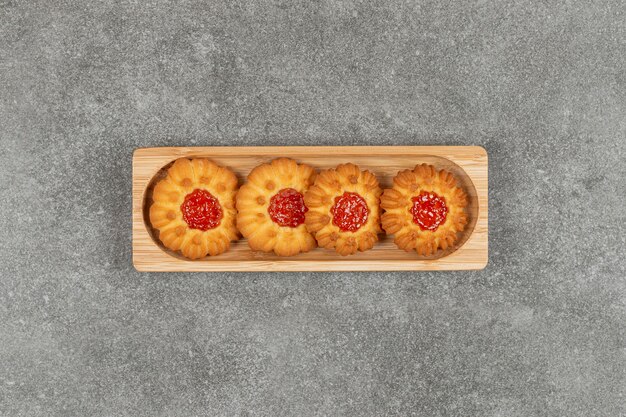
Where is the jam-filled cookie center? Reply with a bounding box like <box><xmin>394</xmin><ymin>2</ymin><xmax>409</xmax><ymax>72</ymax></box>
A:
<box><xmin>331</xmin><ymin>191</ymin><xmax>369</xmax><ymax>232</ymax></box>
<box><xmin>410</xmin><ymin>191</ymin><xmax>448</xmax><ymax>231</ymax></box>
<box><xmin>181</xmin><ymin>188</ymin><xmax>223</xmax><ymax>231</ymax></box>
<box><xmin>268</xmin><ymin>188</ymin><xmax>308</xmax><ymax>228</ymax></box>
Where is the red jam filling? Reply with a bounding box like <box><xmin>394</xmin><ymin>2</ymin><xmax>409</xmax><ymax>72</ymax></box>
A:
<box><xmin>331</xmin><ymin>191</ymin><xmax>369</xmax><ymax>232</ymax></box>
<box><xmin>180</xmin><ymin>189</ymin><xmax>223</xmax><ymax>231</ymax></box>
<box><xmin>268</xmin><ymin>188</ymin><xmax>308</xmax><ymax>228</ymax></box>
<box><xmin>410</xmin><ymin>191</ymin><xmax>448</xmax><ymax>231</ymax></box>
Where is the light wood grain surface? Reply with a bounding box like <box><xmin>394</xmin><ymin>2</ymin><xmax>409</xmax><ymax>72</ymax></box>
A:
<box><xmin>132</xmin><ymin>146</ymin><xmax>488</xmax><ymax>271</ymax></box>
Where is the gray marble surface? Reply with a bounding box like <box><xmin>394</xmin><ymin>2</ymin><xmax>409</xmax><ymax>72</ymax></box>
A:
<box><xmin>1</xmin><ymin>1</ymin><xmax>625</xmax><ymax>416</ymax></box>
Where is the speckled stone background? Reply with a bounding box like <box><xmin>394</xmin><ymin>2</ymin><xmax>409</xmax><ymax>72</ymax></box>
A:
<box><xmin>1</xmin><ymin>0</ymin><xmax>625</xmax><ymax>416</ymax></box>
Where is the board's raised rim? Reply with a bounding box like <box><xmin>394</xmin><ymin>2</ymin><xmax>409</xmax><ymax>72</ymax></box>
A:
<box><xmin>132</xmin><ymin>146</ymin><xmax>488</xmax><ymax>272</ymax></box>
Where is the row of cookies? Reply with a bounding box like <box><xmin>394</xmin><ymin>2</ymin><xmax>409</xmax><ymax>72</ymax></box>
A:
<box><xmin>149</xmin><ymin>158</ymin><xmax>468</xmax><ymax>259</ymax></box>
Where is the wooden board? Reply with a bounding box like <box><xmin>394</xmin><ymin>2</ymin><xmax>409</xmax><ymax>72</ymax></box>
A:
<box><xmin>133</xmin><ymin>146</ymin><xmax>488</xmax><ymax>272</ymax></box>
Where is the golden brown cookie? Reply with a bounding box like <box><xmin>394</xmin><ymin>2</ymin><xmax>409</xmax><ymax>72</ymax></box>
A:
<box><xmin>304</xmin><ymin>163</ymin><xmax>382</xmax><ymax>256</ymax></box>
<box><xmin>149</xmin><ymin>158</ymin><xmax>239</xmax><ymax>259</ymax></box>
<box><xmin>236</xmin><ymin>158</ymin><xmax>317</xmax><ymax>256</ymax></box>
<box><xmin>381</xmin><ymin>163</ymin><xmax>468</xmax><ymax>256</ymax></box>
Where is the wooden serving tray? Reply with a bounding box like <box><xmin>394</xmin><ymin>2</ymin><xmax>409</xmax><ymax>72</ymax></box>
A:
<box><xmin>133</xmin><ymin>146</ymin><xmax>488</xmax><ymax>272</ymax></box>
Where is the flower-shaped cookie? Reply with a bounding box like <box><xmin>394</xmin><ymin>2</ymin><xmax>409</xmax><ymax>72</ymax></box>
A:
<box><xmin>381</xmin><ymin>163</ymin><xmax>467</xmax><ymax>256</ymax></box>
<box><xmin>236</xmin><ymin>158</ymin><xmax>317</xmax><ymax>256</ymax></box>
<box><xmin>304</xmin><ymin>163</ymin><xmax>382</xmax><ymax>256</ymax></box>
<box><xmin>149</xmin><ymin>158</ymin><xmax>239</xmax><ymax>259</ymax></box>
